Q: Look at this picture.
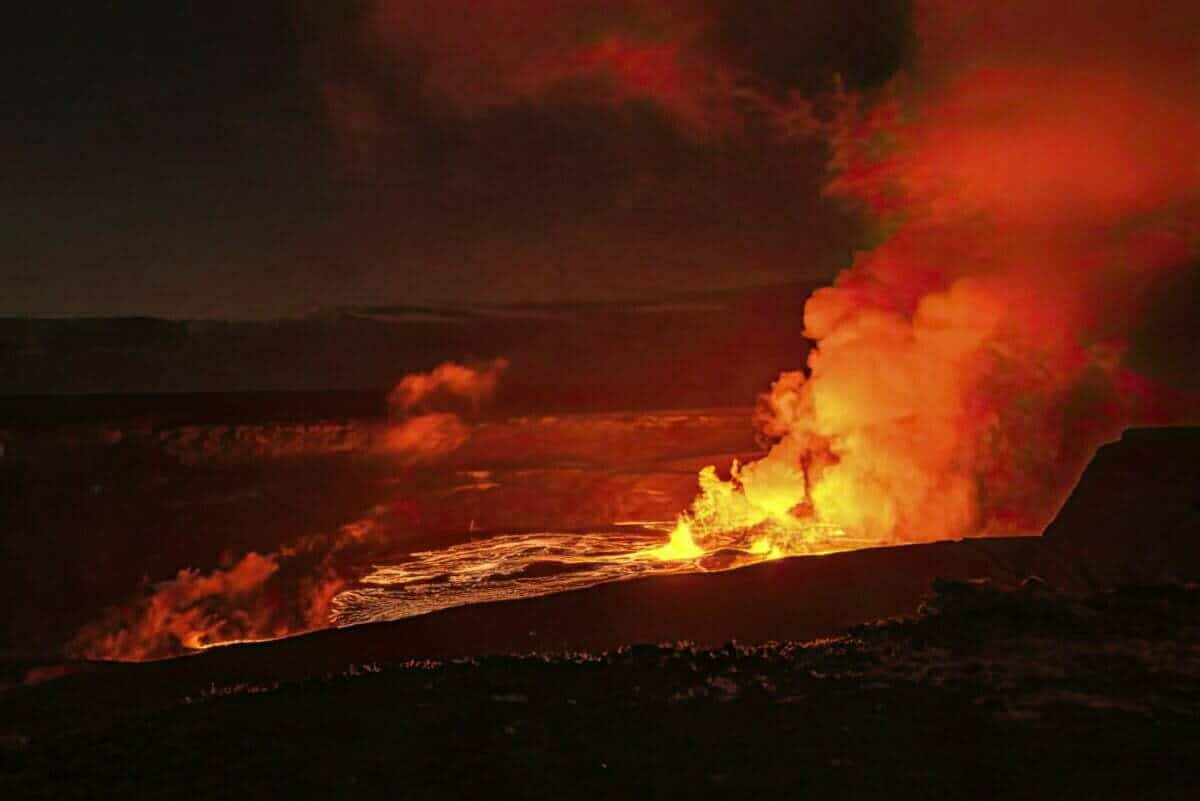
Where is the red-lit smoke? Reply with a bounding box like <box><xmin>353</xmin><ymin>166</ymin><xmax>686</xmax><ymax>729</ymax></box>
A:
<box><xmin>380</xmin><ymin>359</ymin><xmax>509</xmax><ymax>463</ymax></box>
<box><xmin>365</xmin><ymin>1</ymin><xmax>723</xmax><ymax>128</ymax></box>
<box><xmin>674</xmin><ymin>0</ymin><xmax>1199</xmax><ymax>549</ymax></box>
<box><xmin>68</xmin><ymin>361</ymin><xmax>507</xmax><ymax>660</ymax></box>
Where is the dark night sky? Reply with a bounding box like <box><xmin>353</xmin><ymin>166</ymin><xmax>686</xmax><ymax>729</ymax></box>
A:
<box><xmin>3</xmin><ymin>1</ymin><xmax>911</xmax><ymax>319</ymax></box>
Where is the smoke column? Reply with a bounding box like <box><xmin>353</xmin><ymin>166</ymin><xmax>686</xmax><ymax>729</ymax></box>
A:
<box><xmin>679</xmin><ymin>0</ymin><xmax>1199</xmax><ymax>547</ymax></box>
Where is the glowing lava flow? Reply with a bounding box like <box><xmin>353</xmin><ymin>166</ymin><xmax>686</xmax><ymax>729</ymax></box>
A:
<box><xmin>330</xmin><ymin>452</ymin><xmax>883</xmax><ymax>629</ymax></box>
<box><xmin>332</xmin><ymin>499</ymin><xmax>873</xmax><ymax>630</ymax></box>
<box><xmin>332</xmin><ymin>527</ymin><xmax>683</xmax><ymax>626</ymax></box>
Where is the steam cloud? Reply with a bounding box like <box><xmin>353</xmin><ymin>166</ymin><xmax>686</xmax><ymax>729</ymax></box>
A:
<box><xmin>680</xmin><ymin>0</ymin><xmax>1199</xmax><ymax>546</ymax></box>
<box><xmin>380</xmin><ymin>358</ymin><xmax>509</xmax><ymax>463</ymax></box>
<box><xmin>68</xmin><ymin>360</ymin><xmax>508</xmax><ymax>660</ymax></box>
<box><xmin>388</xmin><ymin>358</ymin><xmax>509</xmax><ymax>415</ymax></box>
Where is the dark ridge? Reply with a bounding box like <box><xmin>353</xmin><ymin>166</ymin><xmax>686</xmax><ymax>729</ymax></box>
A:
<box><xmin>1045</xmin><ymin>426</ymin><xmax>1200</xmax><ymax>543</ymax></box>
<box><xmin>0</xmin><ymin>282</ymin><xmax>819</xmax><ymax>411</ymax></box>
<box><xmin>0</xmin><ymin>390</ymin><xmax>386</xmax><ymax>428</ymax></box>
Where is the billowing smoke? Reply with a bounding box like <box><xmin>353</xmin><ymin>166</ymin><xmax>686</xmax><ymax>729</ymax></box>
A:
<box><xmin>678</xmin><ymin>0</ymin><xmax>1199</xmax><ymax>548</ymax></box>
<box><xmin>67</xmin><ymin>524</ymin><xmax>376</xmax><ymax>662</ymax></box>
<box><xmin>68</xmin><ymin>360</ymin><xmax>508</xmax><ymax>660</ymax></box>
<box><xmin>388</xmin><ymin>358</ymin><xmax>508</xmax><ymax>416</ymax></box>
<box><xmin>380</xmin><ymin>359</ymin><xmax>509</xmax><ymax>463</ymax></box>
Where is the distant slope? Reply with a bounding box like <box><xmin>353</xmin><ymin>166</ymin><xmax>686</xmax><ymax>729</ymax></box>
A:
<box><xmin>0</xmin><ymin>282</ymin><xmax>819</xmax><ymax>412</ymax></box>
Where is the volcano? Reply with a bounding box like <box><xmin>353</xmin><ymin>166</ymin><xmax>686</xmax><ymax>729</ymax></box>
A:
<box><xmin>6</xmin><ymin>0</ymin><xmax>1199</xmax><ymax>796</ymax></box>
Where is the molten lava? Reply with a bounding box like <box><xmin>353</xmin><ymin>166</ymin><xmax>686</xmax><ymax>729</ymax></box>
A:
<box><xmin>646</xmin><ymin>460</ymin><xmax>868</xmax><ymax>563</ymax></box>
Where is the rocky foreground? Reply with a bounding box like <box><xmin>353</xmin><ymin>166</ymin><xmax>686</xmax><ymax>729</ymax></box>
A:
<box><xmin>4</xmin><ymin>580</ymin><xmax>1199</xmax><ymax>800</ymax></box>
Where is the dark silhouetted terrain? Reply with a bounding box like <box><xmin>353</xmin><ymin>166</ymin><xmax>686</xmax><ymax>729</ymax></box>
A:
<box><xmin>3</xmin><ymin>582</ymin><xmax>1199</xmax><ymax>800</ymax></box>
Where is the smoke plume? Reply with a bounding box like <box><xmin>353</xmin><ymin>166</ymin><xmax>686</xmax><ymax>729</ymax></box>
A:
<box><xmin>380</xmin><ymin>359</ymin><xmax>509</xmax><ymax>463</ymax></box>
<box><xmin>387</xmin><ymin>358</ymin><xmax>508</xmax><ymax>416</ymax></box>
<box><xmin>68</xmin><ymin>360</ymin><xmax>508</xmax><ymax>660</ymax></box>
<box><xmin>678</xmin><ymin>0</ymin><xmax>1199</xmax><ymax>548</ymax></box>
